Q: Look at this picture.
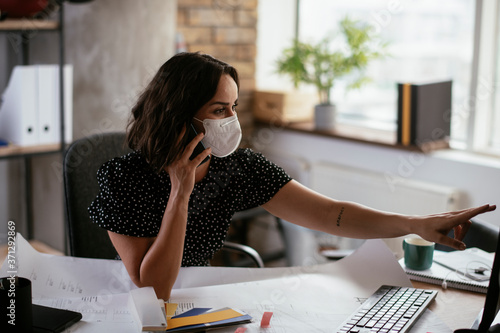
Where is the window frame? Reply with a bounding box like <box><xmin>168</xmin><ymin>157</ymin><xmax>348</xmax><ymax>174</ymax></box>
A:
<box><xmin>467</xmin><ymin>0</ymin><xmax>500</xmax><ymax>154</ymax></box>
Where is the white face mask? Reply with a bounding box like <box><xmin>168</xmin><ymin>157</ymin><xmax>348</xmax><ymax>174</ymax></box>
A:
<box><xmin>193</xmin><ymin>114</ymin><xmax>242</xmax><ymax>157</ymax></box>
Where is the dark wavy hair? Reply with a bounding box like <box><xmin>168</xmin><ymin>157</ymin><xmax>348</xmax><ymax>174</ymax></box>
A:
<box><xmin>127</xmin><ymin>52</ymin><xmax>239</xmax><ymax>172</ymax></box>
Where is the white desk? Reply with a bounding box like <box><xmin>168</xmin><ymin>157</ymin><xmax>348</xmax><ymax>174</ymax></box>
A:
<box><xmin>1</xmin><ymin>234</ymin><xmax>483</xmax><ymax>332</ymax></box>
<box><xmin>412</xmin><ymin>281</ymin><xmax>485</xmax><ymax>331</ymax></box>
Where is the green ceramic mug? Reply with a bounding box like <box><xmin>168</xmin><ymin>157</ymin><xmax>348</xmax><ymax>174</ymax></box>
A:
<box><xmin>403</xmin><ymin>237</ymin><xmax>435</xmax><ymax>270</ymax></box>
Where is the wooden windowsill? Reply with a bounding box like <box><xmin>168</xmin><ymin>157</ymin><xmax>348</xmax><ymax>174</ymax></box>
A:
<box><xmin>255</xmin><ymin>120</ymin><xmax>450</xmax><ymax>153</ymax></box>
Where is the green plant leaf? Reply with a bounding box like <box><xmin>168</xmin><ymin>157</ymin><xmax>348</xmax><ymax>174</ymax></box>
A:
<box><xmin>275</xmin><ymin>15</ymin><xmax>389</xmax><ymax>105</ymax></box>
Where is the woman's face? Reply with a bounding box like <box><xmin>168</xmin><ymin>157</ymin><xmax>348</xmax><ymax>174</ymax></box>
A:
<box><xmin>192</xmin><ymin>74</ymin><xmax>238</xmax><ymax>134</ymax></box>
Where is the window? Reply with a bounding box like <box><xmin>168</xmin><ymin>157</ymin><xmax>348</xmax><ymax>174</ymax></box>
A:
<box><xmin>298</xmin><ymin>0</ymin><xmax>475</xmax><ymax>137</ymax></box>
<box><xmin>493</xmin><ymin>27</ymin><xmax>500</xmax><ymax>152</ymax></box>
<box><xmin>256</xmin><ymin>0</ymin><xmax>500</xmax><ymax>155</ymax></box>
<box><xmin>469</xmin><ymin>0</ymin><xmax>500</xmax><ymax>153</ymax></box>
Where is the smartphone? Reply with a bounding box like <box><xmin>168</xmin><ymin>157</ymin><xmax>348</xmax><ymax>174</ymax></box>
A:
<box><xmin>187</xmin><ymin>124</ymin><xmax>210</xmax><ymax>166</ymax></box>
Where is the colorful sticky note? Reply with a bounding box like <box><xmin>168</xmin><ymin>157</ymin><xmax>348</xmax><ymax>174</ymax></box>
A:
<box><xmin>260</xmin><ymin>311</ymin><xmax>273</xmax><ymax>328</ymax></box>
<box><xmin>234</xmin><ymin>328</ymin><xmax>247</xmax><ymax>333</ymax></box>
<box><xmin>164</xmin><ymin>303</ymin><xmax>178</xmax><ymax>319</ymax></box>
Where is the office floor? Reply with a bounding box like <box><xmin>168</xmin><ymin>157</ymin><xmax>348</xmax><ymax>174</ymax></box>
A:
<box><xmin>217</xmin><ymin>213</ymin><xmax>342</xmax><ymax>268</ymax></box>
<box><xmin>212</xmin><ymin>213</ymin><xmax>289</xmax><ymax>267</ymax></box>
<box><xmin>246</xmin><ymin>214</ymin><xmax>288</xmax><ymax>266</ymax></box>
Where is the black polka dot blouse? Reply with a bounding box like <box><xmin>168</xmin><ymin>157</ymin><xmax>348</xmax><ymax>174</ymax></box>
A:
<box><xmin>88</xmin><ymin>148</ymin><xmax>292</xmax><ymax>267</ymax></box>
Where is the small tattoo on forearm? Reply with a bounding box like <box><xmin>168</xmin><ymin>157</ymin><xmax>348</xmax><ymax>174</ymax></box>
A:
<box><xmin>336</xmin><ymin>207</ymin><xmax>345</xmax><ymax>227</ymax></box>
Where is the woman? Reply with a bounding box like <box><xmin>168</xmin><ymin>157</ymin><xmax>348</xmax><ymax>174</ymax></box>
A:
<box><xmin>89</xmin><ymin>52</ymin><xmax>495</xmax><ymax>299</ymax></box>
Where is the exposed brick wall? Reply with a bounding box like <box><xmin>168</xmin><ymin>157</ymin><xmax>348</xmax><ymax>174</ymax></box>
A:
<box><xmin>177</xmin><ymin>0</ymin><xmax>258</xmax><ymax>147</ymax></box>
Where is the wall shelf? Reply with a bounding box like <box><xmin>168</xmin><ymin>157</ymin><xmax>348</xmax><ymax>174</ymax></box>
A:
<box><xmin>0</xmin><ymin>18</ymin><xmax>59</xmax><ymax>31</ymax></box>
<box><xmin>0</xmin><ymin>10</ymin><xmax>66</xmax><ymax>240</ymax></box>
<box><xmin>0</xmin><ymin>143</ymin><xmax>62</xmax><ymax>159</ymax></box>
<box><xmin>0</xmin><ymin>19</ymin><xmax>59</xmax><ymax>32</ymax></box>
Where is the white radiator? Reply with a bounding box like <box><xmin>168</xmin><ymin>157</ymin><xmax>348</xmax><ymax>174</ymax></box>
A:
<box><xmin>310</xmin><ymin>162</ymin><xmax>464</xmax><ymax>256</ymax></box>
<box><xmin>310</xmin><ymin>162</ymin><xmax>462</xmax><ymax>215</ymax></box>
<box><xmin>262</xmin><ymin>151</ymin><xmax>464</xmax><ymax>264</ymax></box>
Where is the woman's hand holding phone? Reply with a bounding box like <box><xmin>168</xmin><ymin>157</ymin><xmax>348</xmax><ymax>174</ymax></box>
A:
<box><xmin>165</xmin><ymin>126</ymin><xmax>211</xmax><ymax>197</ymax></box>
<box><xmin>186</xmin><ymin>130</ymin><xmax>211</xmax><ymax>168</ymax></box>
<box><xmin>187</xmin><ymin>124</ymin><xmax>210</xmax><ymax>166</ymax></box>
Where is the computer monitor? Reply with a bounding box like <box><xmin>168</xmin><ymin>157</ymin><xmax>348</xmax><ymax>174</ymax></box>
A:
<box><xmin>455</xmin><ymin>228</ymin><xmax>500</xmax><ymax>333</ymax></box>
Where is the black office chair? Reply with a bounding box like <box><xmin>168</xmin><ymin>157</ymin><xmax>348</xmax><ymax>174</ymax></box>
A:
<box><xmin>63</xmin><ymin>132</ymin><xmax>264</xmax><ymax>267</ymax></box>
<box><xmin>435</xmin><ymin>218</ymin><xmax>499</xmax><ymax>252</ymax></box>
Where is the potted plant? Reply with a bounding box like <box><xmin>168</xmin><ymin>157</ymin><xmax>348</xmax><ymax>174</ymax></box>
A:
<box><xmin>276</xmin><ymin>17</ymin><xmax>387</xmax><ymax>129</ymax></box>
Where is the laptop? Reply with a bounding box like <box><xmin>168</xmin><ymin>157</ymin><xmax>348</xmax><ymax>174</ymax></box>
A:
<box><xmin>455</xmin><ymin>228</ymin><xmax>500</xmax><ymax>333</ymax></box>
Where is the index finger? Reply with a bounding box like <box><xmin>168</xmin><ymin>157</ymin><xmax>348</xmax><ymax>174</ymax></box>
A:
<box><xmin>464</xmin><ymin>204</ymin><xmax>496</xmax><ymax>219</ymax></box>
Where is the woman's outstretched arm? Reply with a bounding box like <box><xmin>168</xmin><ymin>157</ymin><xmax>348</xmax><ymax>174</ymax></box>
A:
<box><xmin>262</xmin><ymin>180</ymin><xmax>495</xmax><ymax>250</ymax></box>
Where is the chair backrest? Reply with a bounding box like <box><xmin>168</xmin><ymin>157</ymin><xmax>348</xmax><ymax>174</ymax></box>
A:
<box><xmin>63</xmin><ymin>132</ymin><xmax>132</xmax><ymax>259</ymax></box>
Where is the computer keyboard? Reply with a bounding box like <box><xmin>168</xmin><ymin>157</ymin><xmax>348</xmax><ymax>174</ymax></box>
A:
<box><xmin>337</xmin><ymin>285</ymin><xmax>437</xmax><ymax>333</ymax></box>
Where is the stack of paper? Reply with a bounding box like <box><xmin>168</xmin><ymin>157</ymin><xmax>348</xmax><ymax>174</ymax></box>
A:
<box><xmin>165</xmin><ymin>306</ymin><xmax>251</xmax><ymax>332</ymax></box>
<box><xmin>128</xmin><ymin>287</ymin><xmax>167</xmax><ymax>331</ymax></box>
<box><xmin>128</xmin><ymin>288</ymin><xmax>251</xmax><ymax>332</ymax></box>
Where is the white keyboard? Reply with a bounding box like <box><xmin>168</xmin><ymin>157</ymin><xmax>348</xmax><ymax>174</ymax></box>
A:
<box><xmin>337</xmin><ymin>285</ymin><xmax>437</xmax><ymax>333</ymax></box>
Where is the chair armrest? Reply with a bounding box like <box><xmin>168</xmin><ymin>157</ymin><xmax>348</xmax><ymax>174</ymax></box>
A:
<box><xmin>222</xmin><ymin>241</ymin><xmax>264</xmax><ymax>268</ymax></box>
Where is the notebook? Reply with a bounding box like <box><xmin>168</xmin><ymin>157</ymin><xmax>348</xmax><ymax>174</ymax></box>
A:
<box><xmin>433</xmin><ymin>248</ymin><xmax>493</xmax><ymax>282</ymax></box>
<box><xmin>399</xmin><ymin>248</ymin><xmax>493</xmax><ymax>294</ymax></box>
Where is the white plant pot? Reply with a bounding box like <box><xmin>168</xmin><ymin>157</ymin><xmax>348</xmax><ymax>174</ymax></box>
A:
<box><xmin>314</xmin><ymin>104</ymin><xmax>336</xmax><ymax>130</ymax></box>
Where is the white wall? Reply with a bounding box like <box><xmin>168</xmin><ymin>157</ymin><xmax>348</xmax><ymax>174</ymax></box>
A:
<box><xmin>0</xmin><ymin>0</ymin><xmax>177</xmax><ymax>250</ymax></box>
<box><xmin>255</xmin><ymin>0</ymin><xmax>297</xmax><ymax>91</ymax></box>
<box><xmin>255</xmin><ymin>128</ymin><xmax>500</xmax><ymax>226</ymax></box>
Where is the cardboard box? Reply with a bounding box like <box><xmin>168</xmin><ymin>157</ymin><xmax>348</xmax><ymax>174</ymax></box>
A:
<box><xmin>253</xmin><ymin>90</ymin><xmax>316</xmax><ymax>124</ymax></box>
